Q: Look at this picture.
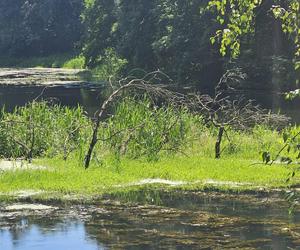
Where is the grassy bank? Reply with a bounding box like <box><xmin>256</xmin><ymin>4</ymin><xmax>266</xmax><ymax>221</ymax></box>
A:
<box><xmin>0</xmin><ymin>54</ymin><xmax>85</xmax><ymax>69</ymax></box>
<box><xmin>0</xmin><ymin>155</ymin><xmax>299</xmax><ymax>200</ymax></box>
<box><xmin>0</xmin><ymin>102</ymin><xmax>299</xmax><ymax>201</ymax></box>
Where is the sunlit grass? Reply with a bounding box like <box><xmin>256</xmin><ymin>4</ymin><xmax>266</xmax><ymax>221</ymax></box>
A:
<box><xmin>0</xmin><ymin>54</ymin><xmax>84</xmax><ymax>69</ymax></box>
<box><xmin>0</xmin><ymin>154</ymin><xmax>298</xmax><ymax>198</ymax></box>
<box><xmin>0</xmin><ymin>101</ymin><xmax>299</xmax><ymax>200</ymax></box>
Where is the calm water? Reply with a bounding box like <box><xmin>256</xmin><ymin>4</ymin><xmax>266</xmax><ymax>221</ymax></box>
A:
<box><xmin>0</xmin><ymin>85</ymin><xmax>104</xmax><ymax>116</ymax></box>
<box><xmin>0</xmin><ymin>191</ymin><xmax>300</xmax><ymax>249</ymax></box>
<box><xmin>1</xmin><ymin>84</ymin><xmax>300</xmax><ymax>122</ymax></box>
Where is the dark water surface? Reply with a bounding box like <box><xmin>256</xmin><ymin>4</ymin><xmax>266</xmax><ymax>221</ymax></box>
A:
<box><xmin>0</xmin><ymin>191</ymin><xmax>300</xmax><ymax>249</ymax></box>
<box><xmin>1</xmin><ymin>84</ymin><xmax>300</xmax><ymax>123</ymax></box>
<box><xmin>0</xmin><ymin>85</ymin><xmax>103</xmax><ymax>116</ymax></box>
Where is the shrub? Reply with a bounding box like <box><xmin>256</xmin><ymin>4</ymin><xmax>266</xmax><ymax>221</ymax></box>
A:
<box><xmin>63</xmin><ymin>56</ymin><xmax>86</xmax><ymax>69</ymax></box>
<box><xmin>99</xmin><ymin>97</ymin><xmax>193</xmax><ymax>161</ymax></box>
<box><xmin>0</xmin><ymin>102</ymin><xmax>91</xmax><ymax>159</ymax></box>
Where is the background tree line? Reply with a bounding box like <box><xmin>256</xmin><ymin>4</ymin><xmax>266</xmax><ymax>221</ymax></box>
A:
<box><xmin>0</xmin><ymin>0</ymin><xmax>83</xmax><ymax>57</ymax></box>
<box><xmin>0</xmin><ymin>0</ymin><xmax>298</xmax><ymax>92</ymax></box>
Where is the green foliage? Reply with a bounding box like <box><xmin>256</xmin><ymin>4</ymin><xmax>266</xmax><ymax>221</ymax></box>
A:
<box><xmin>281</xmin><ymin>126</ymin><xmax>300</xmax><ymax>159</ymax></box>
<box><xmin>0</xmin><ymin>100</ymin><xmax>288</xmax><ymax>164</ymax></box>
<box><xmin>207</xmin><ymin>0</ymin><xmax>261</xmax><ymax>58</ymax></box>
<box><xmin>260</xmin><ymin>125</ymin><xmax>300</xmax><ymax>211</ymax></box>
<box><xmin>0</xmin><ymin>98</ymin><xmax>193</xmax><ymax>163</ymax></box>
<box><xmin>81</xmin><ymin>0</ymin><xmax>223</xmax><ymax>87</ymax></box>
<box><xmin>63</xmin><ymin>56</ymin><xmax>86</xmax><ymax>69</ymax></box>
<box><xmin>81</xmin><ymin>0</ymin><xmax>118</xmax><ymax>68</ymax></box>
<box><xmin>208</xmin><ymin>0</ymin><xmax>299</xmax><ymax>71</ymax></box>
<box><xmin>0</xmin><ymin>102</ymin><xmax>90</xmax><ymax>159</ymax></box>
<box><xmin>272</xmin><ymin>1</ymin><xmax>300</xmax><ymax>71</ymax></box>
<box><xmin>0</xmin><ymin>54</ymin><xmax>78</xmax><ymax>68</ymax></box>
<box><xmin>91</xmin><ymin>48</ymin><xmax>128</xmax><ymax>81</ymax></box>
<box><xmin>259</xmin><ymin>126</ymin><xmax>300</xmax><ymax>168</ymax></box>
<box><xmin>0</xmin><ymin>0</ymin><xmax>83</xmax><ymax>57</ymax></box>
<box><xmin>286</xmin><ymin>89</ymin><xmax>300</xmax><ymax>100</ymax></box>
<box><xmin>191</xmin><ymin>125</ymin><xmax>284</xmax><ymax>160</ymax></box>
<box><xmin>100</xmin><ymin>97</ymin><xmax>192</xmax><ymax>161</ymax></box>
<box><xmin>80</xmin><ymin>0</ymin><xmax>297</xmax><ymax>91</ymax></box>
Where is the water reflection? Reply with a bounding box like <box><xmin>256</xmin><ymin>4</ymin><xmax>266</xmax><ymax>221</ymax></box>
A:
<box><xmin>0</xmin><ymin>85</ymin><xmax>104</xmax><ymax>116</ymax></box>
<box><xmin>0</xmin><ymin>192</ymin><xmax>300</xmax><ymax>249</ymax></box>
<box><xmin>1</xmin><ymin>222</ymin><xmax>103</xmax><ymax>250</ymax></box>
<box><xmin>1</xmin><ymin>85</ymin><xmax>300</xmax><ymax>123</ymax></box>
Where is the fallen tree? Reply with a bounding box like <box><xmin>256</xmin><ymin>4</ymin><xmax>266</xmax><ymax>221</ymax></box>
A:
<box><xmin>84</xmin><ymin>71</ymin><xmax>186</xmax><ymax>169</ymax></box>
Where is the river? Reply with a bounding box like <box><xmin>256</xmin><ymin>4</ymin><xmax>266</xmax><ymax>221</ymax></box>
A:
<box><xmin>0</xmin><ymin>68</ymin><xmax>300</xmax><ymax>249</ymax></box>
<box><xmin>0</xmin><ymin>191</ymin><xmax>300</xmax><ymax>249</ymax></box>
<box><xmin>0</xmin><ymin>68</ymin><xmax>299</xmax><ymax>122</ymax></box>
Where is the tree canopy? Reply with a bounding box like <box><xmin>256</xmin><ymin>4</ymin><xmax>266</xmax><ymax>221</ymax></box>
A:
<box><xmin>0</xmin><ymin>0</ymin><xmax>83</xmax><ymax>56</ymax></box>
<box><xmin>208</xmin><ymin>0</ymin><xmax>299</xmax><ymax>70</ymax></box>
<box><xmin>0</xmin><ymin>0</ymin><xmax>298</xmax><ymax>91</ymax></box>
<box><xmin>81</xmin><ymin>0</ymin><xmax>298</xmax><ymax>90</ymax></box>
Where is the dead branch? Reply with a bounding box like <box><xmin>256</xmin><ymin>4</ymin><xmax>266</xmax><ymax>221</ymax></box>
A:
<box><xmin>84</xmin><ymin>71</ymin><xmax>184</xmax><ymax>169</ymax></box>
<box><xmin>186</xmin><ymin>69</ymin><xmax>290</xmax><ymax>159</ymax></box>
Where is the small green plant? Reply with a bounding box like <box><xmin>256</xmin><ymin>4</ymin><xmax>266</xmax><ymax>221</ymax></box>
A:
<box><xmin>63</xmin><ymin>56</ymin><xmax>86</xmax><ymax>69</ymax></box>
<box><xmin>261</xmin><ymin>126</ymin><xmax>300</xmax><ymax>164</ymax></box>
<box><xmin>260</xmin><ymin>125</ymin><xmax>300</xmax><ymax>212</ymax></box>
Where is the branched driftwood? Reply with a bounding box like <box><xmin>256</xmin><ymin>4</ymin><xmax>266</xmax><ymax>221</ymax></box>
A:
<box><xmin>84</xmin><ymin>71</ymin><xmax>184</xmax><ymax>168</ymax></box>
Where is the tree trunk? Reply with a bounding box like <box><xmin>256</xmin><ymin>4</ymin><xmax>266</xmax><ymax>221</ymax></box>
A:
<box><xmin>84</xmin><ymin>120</ymin><xmax>100</xmax><ymax>169</ymax></box>
<box><xmin>215</xmin><ymin>126</ymin><xmax>224</xmax><ymax>159</ymax></box>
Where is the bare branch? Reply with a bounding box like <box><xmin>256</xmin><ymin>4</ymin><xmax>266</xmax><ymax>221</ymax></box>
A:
<box><xmin>84</xmin><ymin>71</ymin><xmax>183</xmax><ymax>169</ymax></box>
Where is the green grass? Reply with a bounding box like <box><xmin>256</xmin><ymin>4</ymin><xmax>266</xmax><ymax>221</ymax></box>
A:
<box><xmin>0</xmin><ymin>54</ymin><xmax>85</xmax><ymax>69</ymax></box>
<box><xmin>0</xmin><ymin>155</ymin><xmax>298</xmax><ymax>200</ymax></box>
<box><xmin>62</xmin><ymin>56</ymin><xmax>85</xmax><ymax>69</ymax></box>
<box><xmin>0</xmin><ymin>102</ymin><xmax>299</xmax><ymax>201</ymax></box>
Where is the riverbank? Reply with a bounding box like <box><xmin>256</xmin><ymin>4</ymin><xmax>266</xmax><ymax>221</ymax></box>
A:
<box><xmin>0</xmin><ymin>54</ymin><xmax>84</xmax><ymax>69</ymax></box>
<box><xmin>0</xmin><ymin>67</ymin><xmax>299</xmax><ymax>203</ymax></box>
<box><xmin>0</xmin><ymin>156</ymin><xmax>299</xmax><ymax>202</ymax></box>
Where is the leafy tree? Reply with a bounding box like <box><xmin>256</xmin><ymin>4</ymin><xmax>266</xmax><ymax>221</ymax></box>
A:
<box><xmin>0</xmin><ymin>0</ymin><xmax>25</xmax><ymax>55</ymax></box>
<box><xmin>82</xmin><ymin>0</ymin><xmax>118</xmax><ymax>68</ymax></box>
<box><xmin>152</xmin><ymin>0</ymin><xmax>223</xmax><ymax>87</ymax></box>
<box><xmin>0</xmin><ymin>0</ymin><xmax>83</xmax><ymax>56</ymax></box>
<box><xmin>116</xmin><ymin>0</ymin><xmax>158</xmax><ymax>71</ymax></box>
<box><xmin>81</xmin><ymin>0</ymin><xmax>297</xmax><ymax>91</ymax></box>
<box><xmin>208</xmin><ymin>0</ymin><xmax>299</xmax><ymax>70</ymax></box>
<box><xmin>82</xmin><ymin>0</ymin><xmax>224</xmax><ymax>87</ymax></box>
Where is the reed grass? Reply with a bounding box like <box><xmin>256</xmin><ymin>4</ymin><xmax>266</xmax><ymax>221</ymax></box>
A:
<box><xmin>0</xmin><ymin>100</ymin><xmax>299</xmax><ymax>199</ymax></box>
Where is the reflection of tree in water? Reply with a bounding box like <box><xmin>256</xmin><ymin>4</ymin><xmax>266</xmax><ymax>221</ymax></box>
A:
<box><xmin>82</xmin><ymin>204</ymin><xmax>269</xmax><ymax>249</ymax></box>
<box><xmin>0</xmin><ymin>200</ymin><xmax>299</xmax><ymax>249</ymax></box>
<box><xmin>0</xmin><ymin>84</ymin><xmax>103</xmax><ymax>115</ymax></box>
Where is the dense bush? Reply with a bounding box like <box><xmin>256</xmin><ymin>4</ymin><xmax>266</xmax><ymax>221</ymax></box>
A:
<box><xmin>0</xmin><ymin>99</ymin><xmax>294</xmax><ymax>165</ymax></box>
<box><xmin>0</xmin><ymin>99</ymin><xmax>194</xmax><ymax>162</ymax></box>
<box><xmin>81</xmin><ymin>0</ymin><xmax>297</xmax><ymax>90</ymax></box>
<box><xmin>0</xmin><ymin>102</ymin><xmax>90</xmax><ymax>159</ymax></box>
<box><xmin>0</xmin><ymin>0</ymin><xmax>83</xmax><ymax>57</ymax></box>
<box><xmin>98</xmin><ymin>97</ymin><xmax>194</xmax><ymax>161</ymax></box>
